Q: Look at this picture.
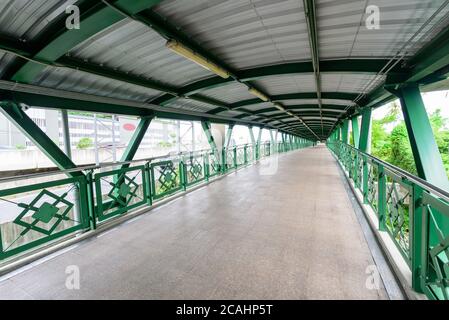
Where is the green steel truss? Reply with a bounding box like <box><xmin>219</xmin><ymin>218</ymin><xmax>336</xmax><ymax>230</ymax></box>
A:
<box><xmin>0</xmin><ymin>101</ymin><xmax>81</xmax><ymax>177</ymax></box>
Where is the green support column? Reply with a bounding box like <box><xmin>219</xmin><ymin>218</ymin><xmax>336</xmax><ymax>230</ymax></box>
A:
<box><xmin>269</xmin><ymin>130</ymin><xmax>276</xmax><ymax>153</ymax></box>
<box><xmin>351</xmin><ymin>116</ymin><xmax>360</xmax><ymax>148</ymax></box>
<box><xmin>393</xmin><ymin>84</ymin><xmax>449</xmax><ymax>286</ymax></box>
<box><xmin>201</xmin><ymin>121</ymin><xmax>219</xmax><ymax>152</ymax></box>
<box><xmin>248</xmin><ymin>126</ymin><xmax>256</xmax><ymax>145</ymax></box>
<box><xmin>359</xmin><ymin>108</ymin><xmax>372</xmax><ymax>153</ymax></box>
<box><xmin>120</xmin><ymin>115</ymin><xmax>154</xmax><ymax>168</ymax></box>
<box><xmin>256</xmin><ymin>127</ymin><xmax>263</xmax><ymax>159</ymax></box>
<box><xmin>257</xmin><ymin>127</ymin><xmax>263</xmax><ymax>143</ymax></box>
<box><xmin>248</xmin><ymin>126</ymin><xmax>256</xmax><ymax>161</ymax></box>
<box><xmin>341</xmin><ymin>120</ymin><xmax>349</xmax><ymax>144</ymax></box>
<box><xmin>225</xmin><ymin>123</ymin><xmax>234</xmax><ymax>148</ymax></box>
<box><xmin>0</xmin><ymin>102</ymin><xmax>82</xmax><ymax>177</ymax></box>
<box><xmin>61</xmin><ymin>109</ymin><xmax>72</xmax><ymax>158</ymax></box>
<box><xmin>395</xmin><ymin>84</ymin><xmax>449</xmax><ymax>191</ymax></box>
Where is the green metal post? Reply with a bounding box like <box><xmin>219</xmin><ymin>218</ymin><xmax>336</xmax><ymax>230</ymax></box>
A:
<box><xmin>205</xmin><ymin>152</ymin><xmax>210</xmax><ymax>181</ymax></box>
<box><xmin>61</xmin><ymin>109</ymin><xmax>72</xmax><ymax>158</ymax></box>
<box><xmin>244</xmin><ymin>145</ymin><xmax>248</xmax><ymax>164</ymax></box>
<box><xmin>233</xmin><ymin>146</ymin><xmax>237</xmax><ymax>168</ymax></box>
<box><xmin>362</xmin><ymin>155</ymin><xmax>369</xmax><ymax>204</ymax></box>
<box><xmin>86</xmin><ymin>170</ymin><xmax>96</xmax><ymax>230</ymax></box>
<box><xmin>256</xmin><ymin>127</ymin><xmax>263</xmax><ymax>160</ymax></box>
<box><xmin>377</xmin><ymin>164</ymin><xmax>386</xmax><ymax>231</ymax></box>
<box><xmin>351</xmin><ymin>116</ymin><xmax>360</xmax><ymax>148</ymax></box>
<box><xmin>269</xmin><ymin>130</ymin><xmax>276</xmax><ymax>154</ymax></box>
<box><xmin>410</xmin><ymin>184</ymin><xmax>424</xmax><ymax>292</ymax></box>
<box><xmin>248</xmin><ymin>126</ymin><xmax>256</xmax><ymax>161</ymax></box>
<box><xmin>359</xmin><ymin>108</ymin><xmax>372</xmax><ymax>153</ymax></box>
<box><xmin>341</xmin><ymin>120</ymin><xmax>349</xmax><ymax>144</ymax></box>
<box><xmin>201</xmin><ymin>120</ymin><xmax>220</xmax><ymax>161</ymax></box>
<box><xmin>144</xmin><ymin>162</ymin><xmax>152</xmax><ymax>205</ymax></box>
<box><xmin>225</xmin><ymin>123</ymin><xmax>234</xmax><ymax>149</ymax></box>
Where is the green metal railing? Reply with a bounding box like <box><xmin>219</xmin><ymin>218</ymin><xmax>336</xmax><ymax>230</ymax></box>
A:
<box><xmin>0</xmin><ymin>140</ymin><xmax>312</xmax><ymax>263</ymax></box>
<box><xmin>328</xmin><ymin>141</ymin><xmax>449</xmax><ymax>300</ymax></box>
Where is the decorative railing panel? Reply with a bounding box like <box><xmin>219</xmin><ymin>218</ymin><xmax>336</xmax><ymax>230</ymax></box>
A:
<box><xmin>0</xmin><ymin>175</ymin><xmax>89</xmax><ymax>259</ymax></box>
<box><xmin>94</xmin><ymin>166</ymin><xmax>147</xmax><ymax>221</ymax></box>
<box><xmin>0</xmin><ymin>141</ymin><xmax>312</xmax><ymax>263</ymax></box>
<box><xmin>328</xmin><ymin>140</ymin><xmax>449</xmax><ymax>300</ymax></box>
<box><xmin>151</xmin><ymin>160</ymin><xmax>182</xmax><ymax>200</ymax></box>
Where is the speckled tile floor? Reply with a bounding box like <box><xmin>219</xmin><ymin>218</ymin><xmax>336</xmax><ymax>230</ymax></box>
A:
<box><xmin>0</xmin><ymin>146</ymin><xmax>389</xmax><ymax>299</ymax></box>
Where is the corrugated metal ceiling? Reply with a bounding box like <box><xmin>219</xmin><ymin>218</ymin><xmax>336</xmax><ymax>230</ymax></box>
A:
<box><xmin>0</xmin><ymin>0</ymin><xmax>448</xmax><ymax>138</ymax></box>
<box><xmin>153</xmin><ymin>0</ymin><xmax>312</xmax><ymax>69</ymax></box>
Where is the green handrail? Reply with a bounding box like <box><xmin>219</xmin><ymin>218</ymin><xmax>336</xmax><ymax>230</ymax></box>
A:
<box><xmin>328</xmin><ymin>140</ymin><xmax>449</xmax><ymax>300</ymax></box>
<box><xmin>0</xmin><ymin>141</ymin><xmax>309</xmax><ymax>263</ymax></box>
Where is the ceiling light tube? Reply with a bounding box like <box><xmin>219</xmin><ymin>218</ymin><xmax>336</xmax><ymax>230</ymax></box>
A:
<box><xmin>274</xmin><ymin>103</ymin><xmax>284</xmax><ymax>111</ymax></box>
<box><xmin>166</xmin><ymin>39</ymin><xmax>230</xmax><ymax>79</ymax></box>
<box><xmin>248</xmin><ymin>88</ymin><xmax>269</xmax><ymax>102</ymax></box>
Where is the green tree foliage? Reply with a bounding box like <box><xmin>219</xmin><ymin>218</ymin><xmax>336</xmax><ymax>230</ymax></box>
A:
<box><xmin>388</xmin><ymin>123</ymin><xmax>416</xmax><ymax>175</ymax></box>
<box><xmin>430</xmin><ymin>109</ymin><xmax>449</xmax><ymax>174</ymax></box>
<box><xmin>76</xmin><ymin>137</ymin><xmax>93</xmax><ymax>149</ymax></box>
<box><xmin>371</xmin><ymin>104</ymin><xmax>449</xmax><ymax>178</ymax></box>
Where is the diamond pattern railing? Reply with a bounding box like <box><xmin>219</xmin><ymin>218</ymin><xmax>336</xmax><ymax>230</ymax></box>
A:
<box><xmin>151</xmin><ymin>159</ymin><xmax>182</xmax><ymax>199</ymax></box>
<box><xmin>0</xmin><ymin>141</ymin><xmax>313</xmax><ymax>263</ymax></box>
<box><xmin>328</xmin><ymin>140</ymin><xmax>449</xmax><ymax>300</ymax></box>
<box><xmin>421</xmin><ymin>193</ymin><xmax>449</xmax><ymax>300</ymax></box>
<box><xmin>385</xmin><ymin>171</ymin><xmax>412</xmax><ymax>263</ymax></box>
<box><xmin>94</xmin><ymin>165</ymin><xmax>147</xmax><ymax>221</ymax></box>
<box><xmin>184</xmin><ymin>154</ymin><xmax>206</xmax><ymax>187</ymax></box>
<box><xmin>0</xmin><ymin>176</ymin><xmax>89</xmax><ymax>260</ymax></box>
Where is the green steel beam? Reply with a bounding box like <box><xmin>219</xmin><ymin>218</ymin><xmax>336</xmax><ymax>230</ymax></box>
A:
<box><xmin>406</xmin><ymin>26</ymin><xmax>449</xmax><ymax>84</ymax></box>
<box><xmin>120</xmin><ymin>115</ymin><xmax>154</xmax><ymax>166</ymax></box>
<box><xmin>0</xmin><ymin>89</ymin><xmax>151</xmax><ymax>116</ymax></box>
<box><xmin>257</xmin><ymin>127</ymin><xmax>263</xmax><ymax>144</ymax></box>
<box><xmin>359</xmin><ymin>108</ymin><xmax>372</xmax><ymax>152</ymax></box>
<box><xmin>260</xmin><ymin>111</ymin><xmax>341</xmax><ymax>121</ymax></box>
<box><xmin>393</xmin><ymin>84</ymin><xmax>449</xmax><ymax>191</ymax></box>
<box><xmin>153</xmin><ymin>59</ymin><xmax>395</xmax><ymax>106</ymax></box>
<box><xmin>248</xmin><ymin>126</ymin><xmax>256</xmax><ymax>146</ymax></box>
<box><xmin>340</xmin><ymin>25</ymin><xmax>449</xmax><ymax>129</ymax></box>
<box><xmin>0</xmin><ymin>101</ymin><xmax>82</xmax><ymax>177</ymax></box>
<box><xmin>209</xmin><ymin>93</ymin><xmax>358</xmax><ymax>114</ymax></box>
<box><xmin>232</xmin><ymin>105</ymin><xmax>347</xmax><ymax>119</ymax></box>
<box><xmin>225</xmin><ymin>123</ymin><xmax>234</xmax><ymax>148</ymax></box>
<box><xmin>201</xmin><ymin>121</ymin><xmax>218</xmax><ymax>152</ymax></box>
<box><xmin>59</xmin><ymin>56</ymin><xmax>178</xmax><ymax>94</ymax></box>
<box><xmin>8</xmin><ymin>0</ymin><xmax>163</xmax><ymax>83</ymax></box>
<box><xmin>351</xmin><ymin>116</ymin><xmax>360</xmax><ymax>148</ymax></box>
<box><xmin>1</xmin><ymin>87</ymin><xmax>300</xmax><ymax>136</ymax></box>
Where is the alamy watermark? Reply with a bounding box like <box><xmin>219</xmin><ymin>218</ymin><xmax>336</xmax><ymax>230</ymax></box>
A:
<box><xmin>65</xmin><ymin>265</ymin><xmax>80</xmax><ymax>290</ymax></box>
<box><xmin>365</xmin><ymin>5</ymin><xmax>380</xmax><ymax>30</ymax></box>
<box><xmin>365</xmin><ymin>265</ymin><xmax>381</xmax><ymax>290</ymax></box>
<box><xmin>65</xmin><ymin>5</ymin><xmax>80</xmax><ymax>30</ymax></box>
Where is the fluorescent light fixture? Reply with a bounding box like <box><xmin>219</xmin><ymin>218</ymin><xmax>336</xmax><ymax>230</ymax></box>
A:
<box><xmin>274</xmin><ymin>103</ymin><xmax>284</xmax><ymax>111</ymax></box>
<box><xmin>248</xmin><ymin>88</ymin><xmax>269</xmax><ymax>102</ymax></box>
<box><xmin>166</xmin><ymin>39</ymin><xmax>230</xmax><ymax>79</ymax></box>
